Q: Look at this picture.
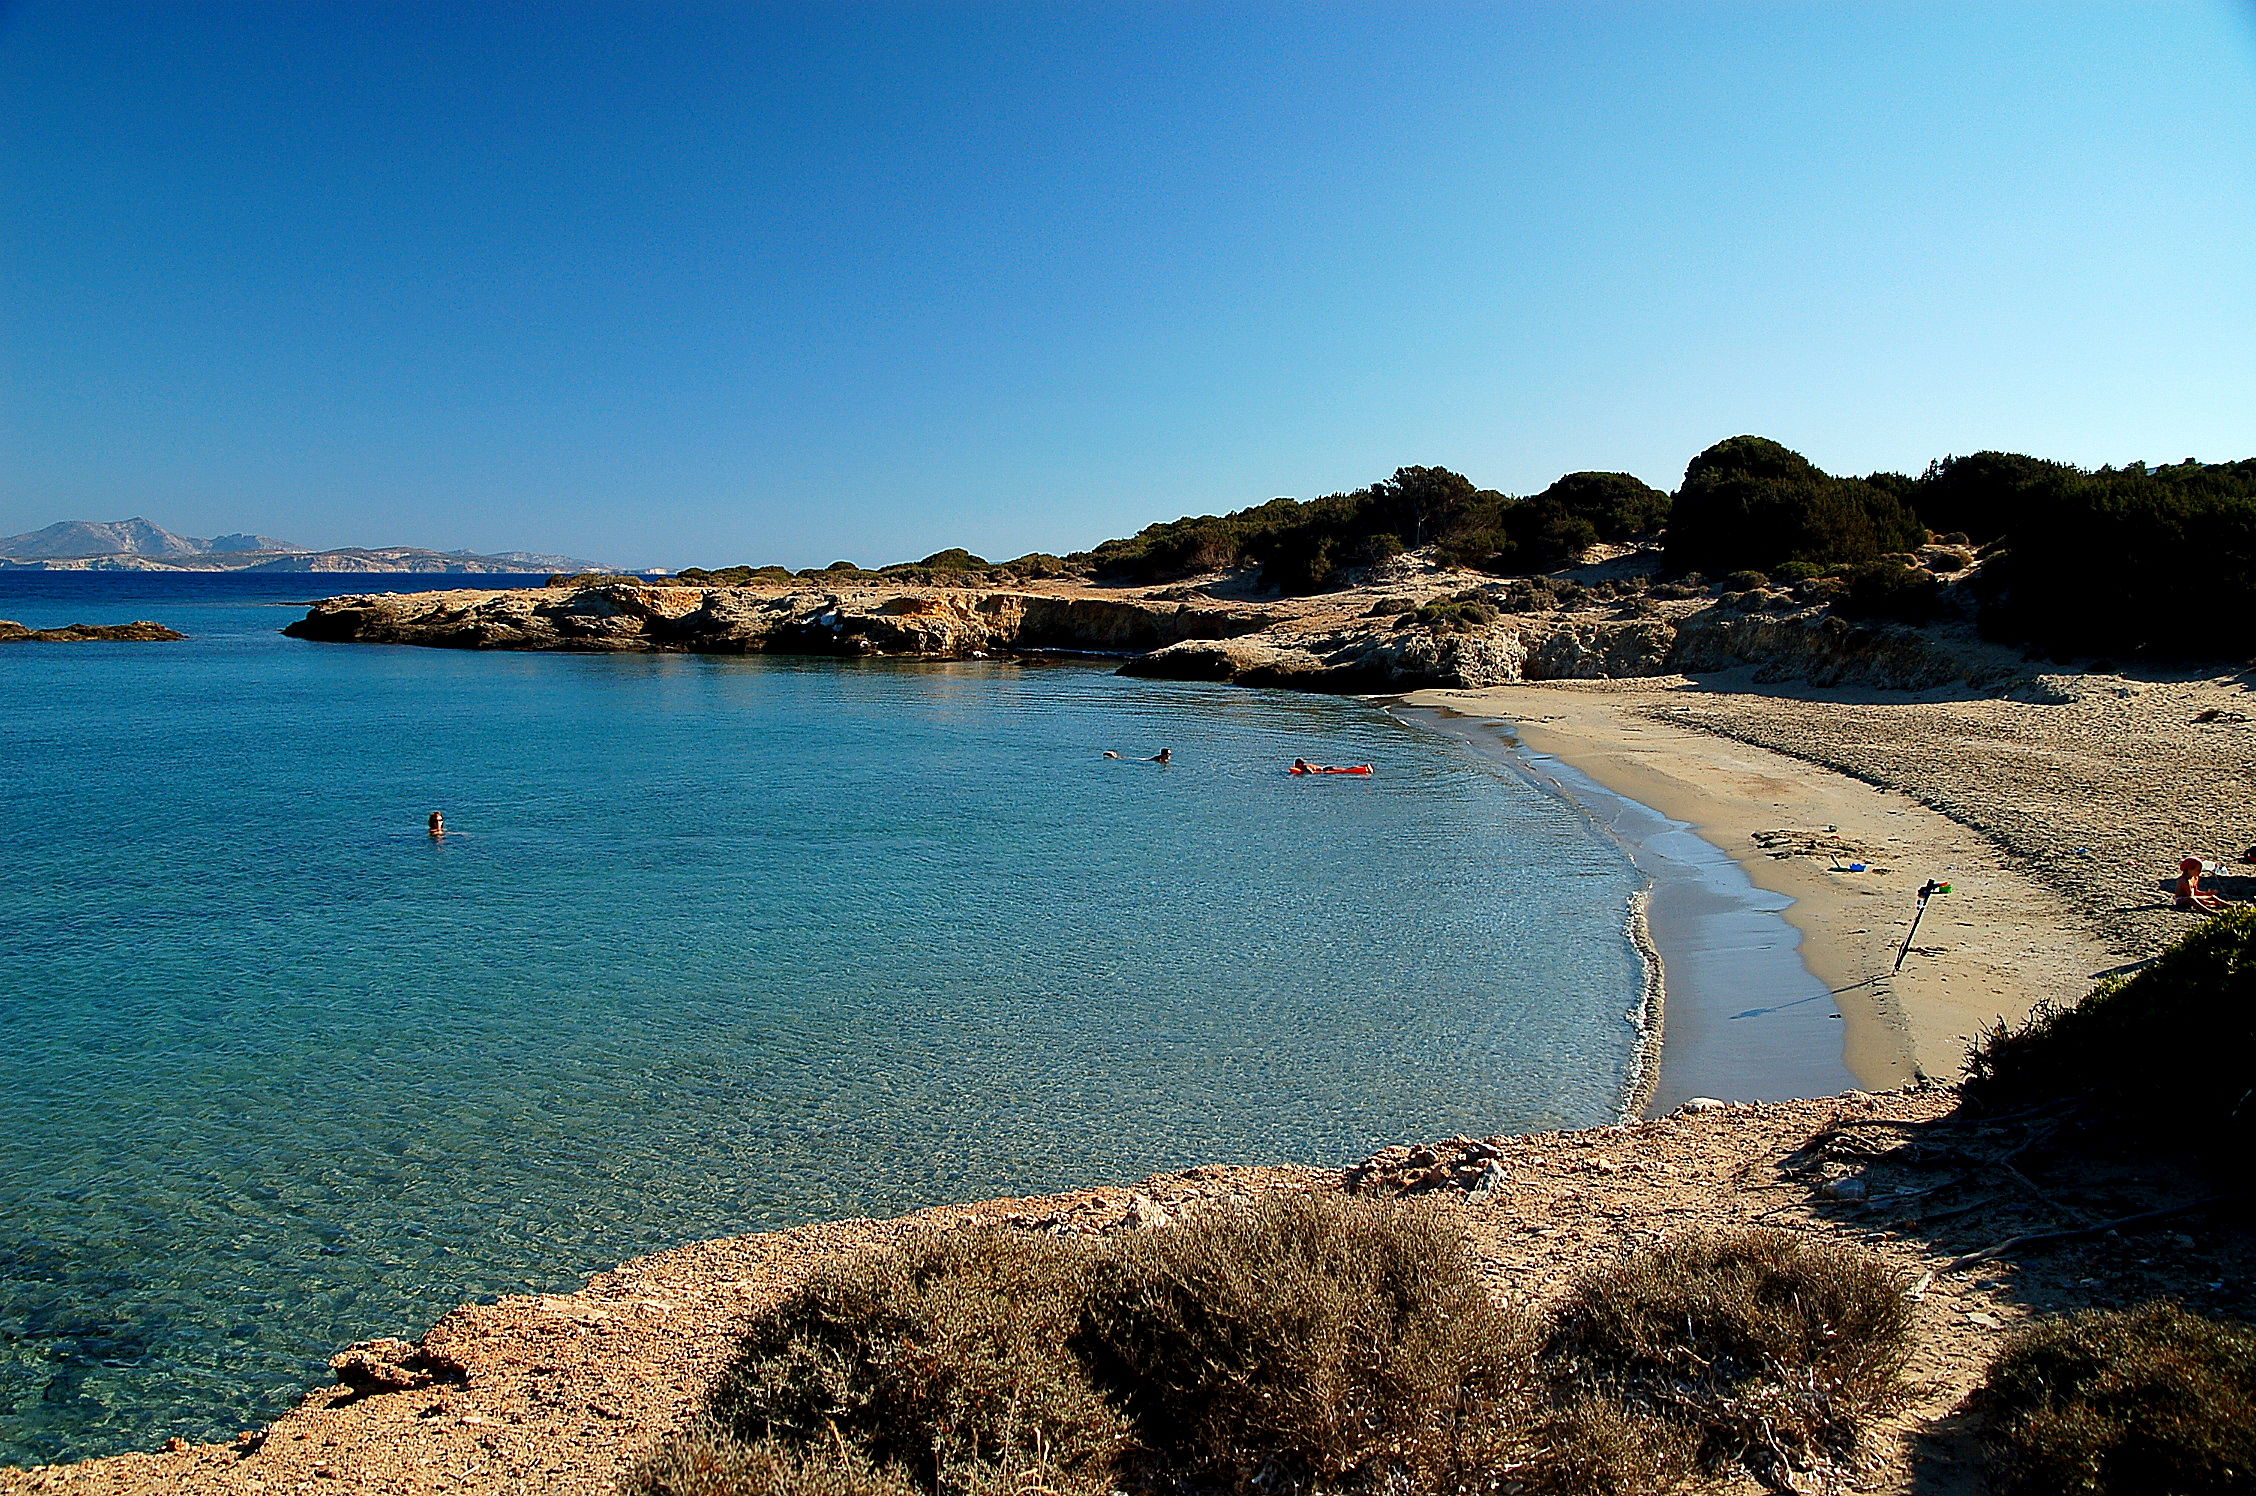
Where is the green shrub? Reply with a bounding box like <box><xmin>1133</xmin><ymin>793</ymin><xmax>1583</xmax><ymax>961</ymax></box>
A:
<box><xmin>1538</xmin><ymin>1230</ymin><xmax>1912</xmax><ymax>1488</ymax></box>
<box><xmin>1770</xmin><ymin>560</ymin><xmax>1827</xmax><ymax>583</ymax></box>
<box><xmin>708</xmin><ymin>1231</ymin><xmax>1129</xmax><ymax>1496</ymax></box>
<box><xmin>1909</xmin><ymin>451</ymin><xmax>2079</xmax><ymax>542</ymax></box>
<box><xmin>1971</xmin><ymin>1302</ymin><xmax>2256</xmax><ymax>1496</ymax></box>
<box><xmin>1664</xmin><ymin>436</ymin><xmax>1927</xmax><ymax>577</ymax></box>
<box><xmin>1074</xmin><ymin>1192</ymin><xmax>1528</xmax><ymax>1496</ymax></box>
<box><xmin>1721</xmin><ymin>569</ymin><xmax>1770</xmax><ymax>591</ymax></box>
<box><xmin>1413</xmin><ymin>590</ymin><xmax>1502</xmax><ymax>633</ymax></box>
<box><xmin>1832</xmin><ymin>559</ymin><xmax>1944</xmax><ymax>623</ymax></box>
<box><xmin>1965</xmin><ymin>908</ymin><xmax>2256</xmax><ymax>1157</ymax></box>
<box><xmin>632</xmin><ymin>1435</ymin><xmax>925</xmax><ymax>1496</ymax></box>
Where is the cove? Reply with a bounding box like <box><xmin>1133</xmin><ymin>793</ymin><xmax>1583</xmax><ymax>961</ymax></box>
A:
<box><xmin>0</xmin><ymin>574</ymin><xmax>1649</xmax><ymax>1465</ymax></box>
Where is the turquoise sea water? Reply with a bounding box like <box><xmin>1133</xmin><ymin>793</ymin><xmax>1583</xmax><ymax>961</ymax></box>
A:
<box><xmin>0</xmin><ymin>574</ymin><xmax>1645</xmax><ymax>1467</ymax></box>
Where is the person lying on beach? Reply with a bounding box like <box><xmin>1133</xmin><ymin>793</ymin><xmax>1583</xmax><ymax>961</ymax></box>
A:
<box><xmin>2175</xmin><ymin>855</ymin><xmax>2228</xmax><ymax>912</ymax></box>
<box><xmin>428</xmin><ymin>811</ymin><xmax>447</xmax><ymax>838</ymax></box>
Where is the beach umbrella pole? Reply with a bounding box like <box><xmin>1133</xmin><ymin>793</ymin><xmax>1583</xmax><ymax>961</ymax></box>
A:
<box><xmin>1894</xmin><ymin>879</ymin><xmax>1951</xmax><ymax>973</ymax></box>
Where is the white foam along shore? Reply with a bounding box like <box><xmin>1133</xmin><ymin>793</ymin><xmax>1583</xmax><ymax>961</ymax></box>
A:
<box><xmin>1402</xmin><ymin>680</ymin><xmax>2116</xmax><ymax>1104</ymax></box>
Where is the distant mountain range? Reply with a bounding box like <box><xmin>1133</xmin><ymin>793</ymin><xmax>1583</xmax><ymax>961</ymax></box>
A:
<box><xmin>0</xmin><ymin>517</ymin><xmax>615</xmax><ymax>574</ymax></box>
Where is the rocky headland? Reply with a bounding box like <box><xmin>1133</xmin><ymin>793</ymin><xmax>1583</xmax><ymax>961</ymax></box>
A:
<box><xmin>281</xmin><ymin>547</ymin><xmax>2035</xmax><ymax>696</ymax></box>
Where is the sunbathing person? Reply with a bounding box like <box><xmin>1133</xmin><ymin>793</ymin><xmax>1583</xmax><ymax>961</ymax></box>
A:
<box><xmin>2176</xmin><ymin>855</ymin><xmax>2229</xmax><ymax>913</ymax></box>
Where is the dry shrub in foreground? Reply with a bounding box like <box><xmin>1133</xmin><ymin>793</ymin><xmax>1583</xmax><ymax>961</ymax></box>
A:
<box><xmin>634</xmin><ymin>1434</ymin><xmax>921</xmax><ymax>1496</ymax></box>
<box><xmin>1073</xmin><ymin>1191</ymin><xmax>1528</xmax><ymax>1496</ymax></box>
<box><xmin>640</xmin><ymin>1200</ymin><xmax>1918</xmax><ymax>1496</ymax></box>
<box><xmin>1539</xmin><ymin>1229</ymin><xmax>1912</xmax><ymax>1492</ymax></box>
<box><xmin>1972</xmin><ymin>1301</ymin><xmax>2256</xmax><ymax>1496</ymax></box>
<box><xmin>706</xmin><ymin>1229</ymin><xmax>1129</xmax><ymax>1496</ymax></box>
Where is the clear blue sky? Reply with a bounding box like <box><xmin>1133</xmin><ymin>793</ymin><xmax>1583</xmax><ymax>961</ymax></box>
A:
<box><xmin>4</xmin><ymin>3</ymin><xmax>2253</xmax><ymax>569</ymax></box>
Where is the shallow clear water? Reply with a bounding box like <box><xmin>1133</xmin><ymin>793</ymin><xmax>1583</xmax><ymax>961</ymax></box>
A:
<box><xmin>0</xmin><ymin>573</ymin><xmax>1644</xmax><ymax>1466</ymax></box>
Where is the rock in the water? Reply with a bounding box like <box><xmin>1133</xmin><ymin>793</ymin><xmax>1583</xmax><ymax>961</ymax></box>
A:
<box><xmin>0</xmin><ymin>618</ymin><xmax>184</xmax><ymax>642</ymax></box>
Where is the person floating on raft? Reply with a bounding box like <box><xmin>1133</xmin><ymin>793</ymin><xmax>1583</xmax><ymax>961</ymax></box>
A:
<box><xmin>1290</xmin><ymin>758</ymin><xmax>1373</xmax><ymax>776</ymax></box>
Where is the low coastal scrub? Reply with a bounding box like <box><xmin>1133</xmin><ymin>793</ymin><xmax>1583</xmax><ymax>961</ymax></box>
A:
<box><xmin>635</xmin><ymin>1201</ymin><xmax>1914</xmax><ymax>1496</ymax></box>
<box><xmin>1073</xmin><ymin>1192</ymin><xmax>1525</xmax><ymax>1495</ymax></box>
<box><xmin>1966</xmin><ymin>907</ymin><xmax>2256</xmax><ymax>1159</ymax></box>
<box><xmin>1538</xmin><ymin>1231</ymin><xmax>1913</xmax><ymax>1491</ymax></box>
<box><xmin>1969</xmin><ymin>1301</ymin><xmax>2256</xmax><ymax>1496</ymax></box>
<box><xmin>707</xmin><ymin>1230</ymin><xmax>1127</xmax><ymax>1496</ymax></box>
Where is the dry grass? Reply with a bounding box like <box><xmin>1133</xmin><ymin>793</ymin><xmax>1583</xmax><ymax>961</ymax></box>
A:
<box><xmin>1970</xmin><ymin>1301</ymin><xmax>2256</xmax><ymax>1496</ymax></box>
<box><xmin>641</xmin><ymin>1203</ymin><xmax>1925</xmax><ymax>1496</ymax></box>
<box><xmin>1074</xmin><ymin>1192</ymin><xmax>1528</xmax><ymax>1496</ymax></box>
<box><xmin>704</xmin><ymin>1230</ymin><xmax>1129</xmax><ymax>1496</ymax></box>
<box><xmin>633</xmin><ymin>1435</ymin><xmax>923</xmax><ymax>1496</ymax></box>
<box><xmin>1538</xmin><ymin>1230</ymin><xmax>1912</xmax><ymax>1493</ymax></box>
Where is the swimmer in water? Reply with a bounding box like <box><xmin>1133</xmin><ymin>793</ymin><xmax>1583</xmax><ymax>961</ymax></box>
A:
<box><xmin>1102</xmin><ymin>750</ymin><xmax>1122</xmax><ymax>759</ymax></box>
<box><xmin>428</xmin><ymin>811</ymin><xmax>447</xmax><ymax>838</ymax></box>
<box><xmin>1151</xmin><ymin>748</ymin><xmax>1172</xmax><ymax>764</ymax></box>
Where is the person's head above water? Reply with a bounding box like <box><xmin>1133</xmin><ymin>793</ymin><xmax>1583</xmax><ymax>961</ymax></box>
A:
<box><xmin>1153</xmin><ymin>747</ymin><xmax>1172</xmax><ymax>763</ymax></box>
<box><xmin>428</xmin><ymin>810</ymin><xmax>446</xmax><ymax>835</ymax></box>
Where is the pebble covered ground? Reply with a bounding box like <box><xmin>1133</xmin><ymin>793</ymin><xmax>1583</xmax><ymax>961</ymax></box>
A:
<box><xmin>1644</xmin><ymin>668</ymin><xmax>2256</xmax><ymax>962</ymax></box>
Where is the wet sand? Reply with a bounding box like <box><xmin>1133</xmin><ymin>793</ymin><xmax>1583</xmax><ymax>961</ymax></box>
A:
<box><xmin>1406</xmin><ymin>680</ymin><xmax>2118</xmax><ymax>1092</ymax></box>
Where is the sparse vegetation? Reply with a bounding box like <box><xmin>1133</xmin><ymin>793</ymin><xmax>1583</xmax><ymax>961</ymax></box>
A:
<box><xmin>706</xmin><ymin>1231</ymin><xmax>1126</xmax><ymax>1496</ymax></box>
<box><xmin>636</xmin><ymin>1199</ymin><xmax>1927</xmax><ymax>1496</ymax></box>
<box><xmin>1970</xmin><ymin>1301</ymin><xmax>2256</xmax><ymax>1496</ymax></box>
<box><xmin>1074</xmin><ymin>1192</ymin><xmax>1526</xmax><ymax>1496</ymax></box>
<box><xmin>1538</xmin><ymin>1230</ymin><xmax>1913</xmax><ymax>1492</ymax></box>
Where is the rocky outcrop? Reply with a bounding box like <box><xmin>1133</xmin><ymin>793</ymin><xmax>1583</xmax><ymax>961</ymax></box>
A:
<box><xmin>286</xmin><ymin>581</ymin><xmax>2031</xmax><ymax>695</ymax></box>
<box><xmin>283</xmin><ymin>584</ymin><xmax>1273</xmax><ymax>658</ymax></box>
<box><xmin>1126</xmin><ymin>604</ymin><xmax>2018</xmax><ymax>693</ymax></box>
<box><xmin>0</xmin><ymin>619</ymin><xmax>184</xmax><ymax>642</ymax></box>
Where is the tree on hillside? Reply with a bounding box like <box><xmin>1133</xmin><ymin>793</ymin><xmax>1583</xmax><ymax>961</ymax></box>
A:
<box><xmin>1665</xmin><ymin>436</ymin><xmax>1925</xmax><ymax>575</ymax></box>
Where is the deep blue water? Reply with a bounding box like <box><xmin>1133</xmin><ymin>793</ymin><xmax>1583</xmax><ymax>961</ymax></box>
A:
<box><xmin>0</xmin><ymin>572</ymin><xmax>1644</xmax><ymax>1466</ymax></box>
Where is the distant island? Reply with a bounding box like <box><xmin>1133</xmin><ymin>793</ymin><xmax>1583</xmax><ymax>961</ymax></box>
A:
<box><xmin>0</xmin><ymin>516</ymin><xmax>616</xmax><ymax>575</ymax></box>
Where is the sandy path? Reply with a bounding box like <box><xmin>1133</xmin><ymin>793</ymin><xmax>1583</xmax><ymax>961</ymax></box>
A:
<box><xmin>1408</xmin><ymin>680</ymin><xmax>2120</xmax><ymax>1089</ymax></box>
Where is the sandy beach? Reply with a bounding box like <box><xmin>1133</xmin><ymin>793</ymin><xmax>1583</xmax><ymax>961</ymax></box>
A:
<box><xmin>1408</xmin><ymin>668</ymin><xmax>2251</xmax><ymax>1093</ymax></box>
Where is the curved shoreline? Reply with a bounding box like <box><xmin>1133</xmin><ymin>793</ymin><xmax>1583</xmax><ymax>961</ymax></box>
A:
<box><xmin>1405</xmin><ymin>679</ymin><xmax>2116</xmax><ymax>1089</ymax></box>
<box><xmin>1395</xmin><ymin>702</ymin><xmax>1857</xmax><ymax>1114</ymax></box>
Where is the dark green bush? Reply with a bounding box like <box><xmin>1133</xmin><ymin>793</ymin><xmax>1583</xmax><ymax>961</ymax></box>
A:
<box><xmin>709</xmin><ymin>1230</ymin><xmax>1129</xmax><ymax>1496</ymax></box>
<box><xmin>1971</xmin><ymin>1302</ymin><xmax>2256</xmax><ymax>1496</ymax></box>
<box><xmin>1538</xmin><ymin>1230</ymin><xmax>1912</xmax><ymax>1489</ymax></box>
<box><xmin>1909</xmin><ymin>451</ymin><xmax>2078</xmax><ymax>542</ymax></box>
<box><xmin>1966</xmin><ymin>908</ymin><xmax>2256</xmax><ymax>1157</ymax></box>
<box><xmin>1090</xmin><ymin>466</ymin><xmax>1666</xmax><ymax>592</ymax></box>
<box><xmin>1971</xmin><ymin>458</ymin><xmax>2256</xmax><ymax>658</ymax></box>
<box><xmin>1665</xmin><ymin>437</ymin><xmax>1926</xmax><ymax>577</ymax></box>
<box><xmin>1074</xmin><ymin>1192</ymin><xmax>1528</xmax><ymax>1496</ymax></box>
<box><xmin>1721</xmin><ymin>569</ymin><xmax>1770</xmax><ymax>591</ymax></box>
<box><xmin>1413</xmin><ymin>590</ymin><xmax>1502</xmax><ymax>633</ymax></box>
<box><xmin>1833</xmin><ymin>559</ymin><xmax>1944</xmax><ymax>623</ymax></box>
